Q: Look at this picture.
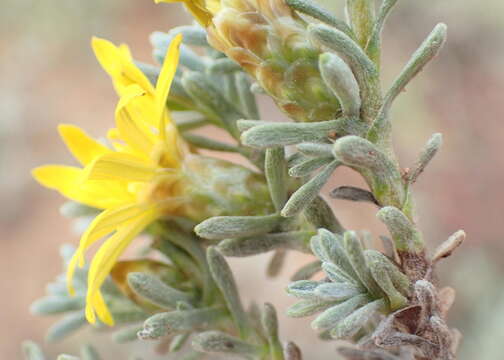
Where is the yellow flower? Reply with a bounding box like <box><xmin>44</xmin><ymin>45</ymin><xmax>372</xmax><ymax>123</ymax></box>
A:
<box><xmin>91</xmin><ymin>37</ymin><xmax>161</xmax><ymax>130</ymax></box>
<box><xmin>154</xmin><ymin>0</ymin><xmax>220</xmax><ymax>26</ymax></box>
<box><xmin>32</xmin><ymin>34</ymin><xmax>184</xmax><ymax>326</ymax></box>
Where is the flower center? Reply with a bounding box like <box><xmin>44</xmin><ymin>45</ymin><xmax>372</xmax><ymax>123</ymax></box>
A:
<box><xmin>135</xmin><ymin>171</ymin><xmax>185</xmax><ymax>214</ymax></box>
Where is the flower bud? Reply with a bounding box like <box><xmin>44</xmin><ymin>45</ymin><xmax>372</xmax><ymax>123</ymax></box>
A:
<box><xmin>205</xmin><ymin>0</ymin><xmax>342</xmax><ymax>122</ymax></box>
<box><xmin>182</xmin><ymin>155</ymin><xmax>274</xmax><ymax>221</ymax></box>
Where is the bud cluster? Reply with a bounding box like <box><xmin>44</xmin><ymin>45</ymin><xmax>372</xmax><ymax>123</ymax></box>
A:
<box><xmin>207</xmin><ymin>0</ymin><xmax>344</xmax><ymax>122</ymax></box>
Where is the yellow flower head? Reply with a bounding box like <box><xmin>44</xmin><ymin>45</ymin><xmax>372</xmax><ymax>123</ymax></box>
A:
<box><xmin>154</xmin><ymin>0</ymin><xmax>221</xmax><ymax>26</ymax></box>
<box><xmin>32</xmin><ymin>34</ymin><xmax>184</xmax><ymax>326</ymax></box>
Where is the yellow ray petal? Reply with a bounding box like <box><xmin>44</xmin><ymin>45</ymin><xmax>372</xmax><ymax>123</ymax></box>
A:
<box><xmin>86</xmin><ymin>291</ymin><xmax>114</xmax><ymax>326</ymax></box>
<box><xmin>153</xmin><ymin>122</ymin><xmax>183</xmax><ymax>169</ymax></box>
<box><xmin>32</xmin><ymin>165</ymin><xmax>82</xmax><ymax>191</ymax></box>
<box><xmin>75</xmin><ymin>203</ymin><xmax>148</xmax><ymax>268</ymax></box>
<box><xmin>91</xmin><ymin>37</ymin><xmax>154</xmax><ymax>95</ymax></box>
<box><xmin>86</xmin><ymin>208</ymin><xmax>159</xmax><ymax>295</ymax></box>
<box><xmin>124</xmin><ymin>93</ymin><xmax>159</xmax><ymax>128</ymax></box>
<box><xmin>155</xmin><ymin>33</ymin><xmax>182</xmax><ymax>140</ymax></box>
<box><xmin>85</xmin><ymin>298</ymin><xmax>96</xmax><ymax>324</ymax></box>
<box><xmin>66</xmin><ymin>255</ymin><xmax>79</xmax><ymax>296</ymax></box>
<box><xmin>119</xmin><ymin>44</ymin><xmax>133</xmax><ymax>62</ymax></box>
<box><xmin>116</xmin><ymin>85</ymin><xmax>156</xmax><ymax>154</ymax></box>
<box><xmin>116</xmin><ymin>84</ymin><xmax>146</xmax><ymax>112</ymax></box>
<box><xmin>81</xmin><ymin>180</ymin><xmax>135</xmax><ymax>209</ymax></box>
<box><xmin>58</xmin><ymin>124</ymin><xmax>111</xmax><ymax>166</ymax></box>
<box><xmin>32</xmin><ymin>165</ymin><xmax>134</xmax><ymax>209</ymax></box>
<box><xmin>203</xmin><ymin>0</ymin><xmax>220</xmax><ymax>15</ymax></box>
<box><xmin>85</xmin><ymin>153</ymin><xmax>157</xmax><ymax>182</ymax></box>
<box><xmin>107</xmin><ymin>128</ymin><xmax>132</xmax><ymax>154</ymax></box>
<box><xmin>85</xmin><ymin>208</ymin><xmax>160</xmax><ymax>324</ymax></box>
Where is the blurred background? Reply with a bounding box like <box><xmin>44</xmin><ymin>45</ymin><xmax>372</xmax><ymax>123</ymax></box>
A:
<box><xmin>1</xmin><ymin>0</ymin><xmax>504</xmax><ymax>358</ymax></box>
